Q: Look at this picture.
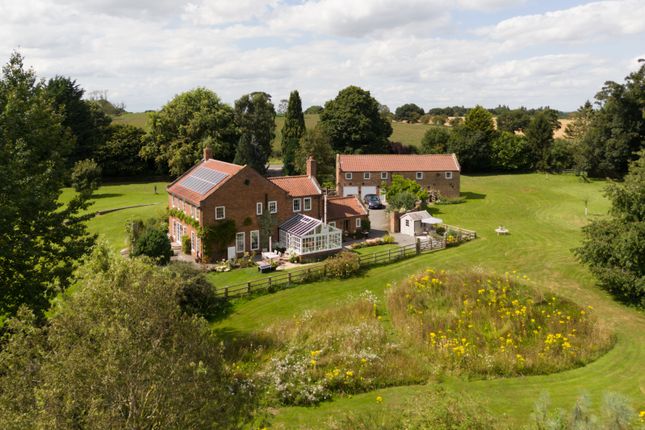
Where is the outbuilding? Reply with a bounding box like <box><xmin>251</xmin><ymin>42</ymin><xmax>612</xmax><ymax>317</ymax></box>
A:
<box><xmin>400</xmin><ymin>210</ymin><xmax>443</xmax><ymax>237</ymax></box>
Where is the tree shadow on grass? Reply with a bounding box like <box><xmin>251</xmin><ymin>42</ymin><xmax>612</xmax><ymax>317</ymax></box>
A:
<box><xmin>461</xmin><ymin>191</ymin><xmax>486</xmax><ymax>200</ymax></box>
<box><xmin>92</xmin><ymin>193</ymin><xmax>123</xmax><ymax>199</ymax></box>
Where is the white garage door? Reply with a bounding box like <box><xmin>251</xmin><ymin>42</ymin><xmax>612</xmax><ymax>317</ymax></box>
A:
<box><xmin>343</xmin><ymin>186</ymin><xmax>359</xmax><ymax>197</ymax></box>
<box><xmin>361</xmin><ymin>186</ymin><xmax>377</xmax><ymax>197</ymax></box>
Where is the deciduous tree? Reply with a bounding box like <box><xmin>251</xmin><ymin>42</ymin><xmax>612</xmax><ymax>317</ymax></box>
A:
<box><xmin>575</xmin><ymin>150</ymin><xmax>645</xmax><ymax>306</ymax></box>
<box><xmin>295</xmin><ymin>126</ymin><xmax>335</xmax><ymax>183</ymax></box>
<box><xmin>421</xmin><ymin>127</ymin><xmax>451</xmax><ymax>154</ymax></box>
<box><xmin>319</xmin><ymin>86</ymin><xmax>392</xmax><ymax>154</ymax></box>
<box><xmin>525</xmin><ymin>111</ymin><xmax>554</xmax><ymax>171</ymax></box>
<box><xmin>142</xmin><ymin>88</ymin><xmax>239</xmax><ymax>176</ymax></box>
<box><xmin>394</xmin><ymin>103</ymin><xmax>424</xmax><ymax>122</ymax></box>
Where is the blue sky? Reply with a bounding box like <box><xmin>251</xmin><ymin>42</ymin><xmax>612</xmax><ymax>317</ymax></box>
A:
<box><xmin>1</xmin><ymin>0</ymin><xmax>643</xmax><ymax>112</ymax></box>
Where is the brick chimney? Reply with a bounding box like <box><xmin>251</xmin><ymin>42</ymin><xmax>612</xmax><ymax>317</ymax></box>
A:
<box><xmin>203</xmin><ymin>146</ymin><xmax>213</xmax><ymax>160</ymax></box>
<box><xmin>306</xmin><ymin>156</ymin><xmax>317</xmax><ymax>178</ymax></box>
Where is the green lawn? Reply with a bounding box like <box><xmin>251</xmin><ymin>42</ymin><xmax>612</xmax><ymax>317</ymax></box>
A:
<box><xmin>351</xmin><ymin>243</ymin><xmax>399</xmax><ymax>255</ymax></box>
<box><xmin>60</xmin><ymin>182</ymin><xmax>168</xmax><ymax>252</ymax></box>
<box><xmin>214</xmin><ymin>173</ymin><xmax>645</xmax><ymax>428</ymax></box>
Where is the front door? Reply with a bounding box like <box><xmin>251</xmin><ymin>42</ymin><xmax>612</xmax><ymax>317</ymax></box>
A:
<box><xmin>227</xmin><ymin>246</ymin><xmax>236</xmax><ymax>260</ymax></box>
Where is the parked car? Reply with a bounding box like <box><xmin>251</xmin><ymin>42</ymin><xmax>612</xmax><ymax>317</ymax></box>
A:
<box><xmin>363</xmin><ymin>194</ymin><xmax>385</xmax><ymax>209</ymax></box>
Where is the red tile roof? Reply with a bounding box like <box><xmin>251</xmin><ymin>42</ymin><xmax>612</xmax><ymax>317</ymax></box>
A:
<box><xmin>167</xmin><ymin>159</ymin><xmax>244</xmax><ymax>204</ymax></box>
<box><xmin>326</xmin><ymin>196</ymin><xmax>367</xmax><ymax>220</ymax></box>
<box><xmin>338</xmin><ymin>154</ymin><xmax>460</xmax><ymax>172</ymax></box>
<box><xmin>268</xmin><ymin>175</ymin><xmax>322</xmax><ymax>197</ymax></box>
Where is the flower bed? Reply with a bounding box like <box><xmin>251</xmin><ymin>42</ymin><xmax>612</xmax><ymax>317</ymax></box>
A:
<box><xmin>386</xmin><ymin>269</ymin><xmax>613</xmax><ymax>377</ymax></box>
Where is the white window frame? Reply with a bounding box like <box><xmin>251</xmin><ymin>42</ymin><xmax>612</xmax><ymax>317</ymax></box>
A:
<box><xmin>328</xmin><ymin>221</ymin><xmax>336</xmax><ymax>228</ymax></box>
<box><xmin>381</xmin><ymin>172</ymin><xmax>388</xmax><ymax>180</ymax></box>
<box><xmin>190</xmin><ymin>232</ymin><xmax>196</xmax><ymax>252</ymax></box>
<box><xmin>445</xmin><ymin>171</ymin><xmax>453</xmax><ymax>179</ymax></box>
<box><xmin>172</xmin><ymin>196</ymin><xmax>176</xmax><ymax>208</ymax></box>
<box><xmin>236</xmin><ymin>232</ymin><xmax>245</xmax><ymax>253</ymax></box>
<box><xmin>416</xmin><ymin>172</ymin><xmax>424</xmax><ymax>180</ymax></box>
<box><xmin>303</xmin><ymin>197</ymin><xmax>312</xmax><ymax>211</ymax></box>
<box><xmin>215</xmin><ymin>206</ymin><xmax>225</xmax><ymax>220</ymax></box>
<box><xmin>193</xmin><ymin>205</ymin><xmax>198</xmax><ymax>220</ymax></box>
<box><xmin>356</xmin><ymin>218</ymin><xmax>362</xmax><ymax>228</ymax></box>
<box><xmin>405</xmin><ymin>219</ymin><xmax>410</xmax><ymax>227</ymax></box>
<box><xmin>250</xmin><ymin>230</ymin><xmax>260</xmax><ymax>251</ymax></box>
<box><xmin>268</xmin><ymin>201</ymin><xmax>278</xmax><ymax>214</ymax></box>
<box><xmin>345</xmin><ymin>172</ymin><xmax>352</xmax><ymax>180</ymax></box>
<box><xmin>363</xmin><ymin>172</ymin><xmax>370</xmax><ymax>180</ymax></box>
<box><xmin>256</xmin><ymin>202</ymin><xmax>263</xmax><ymax>215</ymax></box>
<box><xmin>293</xmin><ymin>198</ymin><xmax>302</xmax><ymax>212</ymax></box>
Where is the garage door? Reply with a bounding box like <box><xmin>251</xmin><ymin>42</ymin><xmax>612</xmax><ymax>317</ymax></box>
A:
<box><xmin>361</xmin><ymin>186</ymin><xmax>377</xmax><ymax>197</ymax></box>
<box><xmin>343</xmin><ymin>186</ymin><xmax>359</xmax><ymax>197</ymax></box>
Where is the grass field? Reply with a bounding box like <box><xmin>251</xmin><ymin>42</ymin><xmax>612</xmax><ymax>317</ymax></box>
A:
<box><xmin>60</xmin><ymin>182</ymin><xmax>168</xmax><ymax>252</ymax></box>
<box><xmin>111</xmin><ymin>112</ymin><xmax>153</xmax><ymax>131</ymax></box>
<box><xmin>214</xmin><ymin>173</ymin><xmax>645</xmax><ymax>428</ymax></box>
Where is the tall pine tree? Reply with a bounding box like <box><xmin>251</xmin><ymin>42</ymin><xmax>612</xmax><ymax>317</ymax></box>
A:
<box><xmin>281</xmin><ymin>90</ymin><xmax>305</xmax><ymax>175</ymax></box>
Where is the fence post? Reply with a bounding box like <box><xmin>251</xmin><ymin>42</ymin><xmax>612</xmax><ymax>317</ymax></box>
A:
<box><xmin>323</xmin><ymin>264</ymin><xmax>327</xmax><ymax>277</ymax></box>
<box><xmin>416</xmin><ymin>238</ymin><xmax>421</xmax><ymax>255</ymax></box>
<box><xmin>224</xmin><ymin>287</ymin><xmax>229</xmax><ymax>298</ymax></box>
<box><xmin>268</xmin><ymin>277</ymin><xmax>272</xmax><ymax>290</ymax></box>
<box><xmin>373</xmin><ymin>252</ymin><xmax>376</xmax><ymax>264</ymax></box>
<box><xmin>388</xmin><ymin>248</ymin><xmax>391</xmax><ymax>262</ymax></box>
<box><xmin>247</xmin><ymin>282</ymin><xmax>251</xmax><ymax>295</ymax></box>
<box><xmin>288</xmin><ymin>272</ymin><xmax>292</xmax><ymax>285</ymax></box>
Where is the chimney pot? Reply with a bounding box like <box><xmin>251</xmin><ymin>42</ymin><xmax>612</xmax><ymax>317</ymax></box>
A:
<box><xmin>203</xmin><ymin>146</ymin><xmax>213</xmax><ymax>160</ymax></box>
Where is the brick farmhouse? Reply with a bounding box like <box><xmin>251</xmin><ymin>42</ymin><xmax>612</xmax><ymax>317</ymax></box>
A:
<box><xmin>167</xmin><ymin>150</ymin><xmax>367</xmax><ymax>261</ymax></box>
<box><xmin>335</xmin><ymin>153</ymin><xmax>461</xmax><ymax>200</ymax></box>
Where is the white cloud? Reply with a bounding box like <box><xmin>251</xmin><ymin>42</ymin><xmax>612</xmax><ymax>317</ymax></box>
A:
<box><xmin>480</xmin><ymin>0</ymin><xmax>645</xmax><ymax>47</ymax></box>
<box><xmin>0</xmin><ymin>0</ymin><xmax>642</xmax><ymax>111</ymax></box>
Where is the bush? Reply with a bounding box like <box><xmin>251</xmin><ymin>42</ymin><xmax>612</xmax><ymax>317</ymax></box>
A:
<box><xmin>382</xmin><ymin>234</ymin><xmax>395</xmax><ymax>244</ymax></box>
<box><xmin>325</xmin><ymin>252</ymin><xmax>361</xmax><ymax>278</ymax></box>
<box><xmin>181</xmin><ymin>235</ymin><xmax>191</xmax><ymax>254</ymax></box>
<box><xmin>435</xmin><ymin>226</ymin><xmax>446</xmax><ymax>236</ymax></box>
<box><xmin>168</xmin><ymin>262</ymin><xmax>229</xmax><ymax>318</ymax></box>
<box><xmin>71</xmin><ymin>159</ymin><xmax>102</xmax><ymax>195</ymax></box>
<box><xmin>131</xmin><ymin>227</ymin><xmax>172</xmax><ymax>264</ymax></box>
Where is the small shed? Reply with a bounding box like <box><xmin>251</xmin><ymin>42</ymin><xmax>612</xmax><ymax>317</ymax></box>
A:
<box><xmin>279</xmin><ymin>214</ymin><xmax>343</xmax><ymax>255</ymax></box>
<box><xmin>400</xmin><ymin>210</ymin><xmax>443</xmax><ymax>236</ymax></box>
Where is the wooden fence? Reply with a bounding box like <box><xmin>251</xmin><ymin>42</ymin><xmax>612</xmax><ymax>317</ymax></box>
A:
<box><xmin>214</xmin><ymin>231</ymin><xmax>467</xmax><ymax>299</ymax></box>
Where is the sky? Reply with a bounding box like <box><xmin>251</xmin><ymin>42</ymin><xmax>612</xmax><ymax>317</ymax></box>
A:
<box><xmin>1</xmin><ymin>0</ymin><xmax>644</xmax><ymax>112</ymax></box>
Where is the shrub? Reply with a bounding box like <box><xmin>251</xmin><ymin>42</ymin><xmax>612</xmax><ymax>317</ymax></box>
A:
<box><xmin>435</xmin><ymin>226</ymin><xmax>446</xmax><ymax>236</ymax></box>
<box><xmin>386</xmin><ymin>269</ymin><xmax>613</xmax><ymax>377</ymax></box>
<box><xmin>71</xmin><ymin>159</ymin><xmax>102</xmax><ymax>195</ymax></box>
<box><xmin>168</xmin><ymin>262</ymin><xmax>229</xmax><ymax>318</ymax></box>
<box><xmin>181</xmin><ymin>235</ymin><xmax>191</xmax><ymax>254</ymax></box>
<box><xmin>382</xmin><ymin>234</ymin><xmax>395</xmax><ymax>244</ymax></box>
<box><xmin>131</xmin><ymin>227</ymin><xmax>172</xmax><ymax>264</ymax></box>
<box><xmin>325</xmin><ymin>252</ymin><xmax>361</xmax><ymax>278</ymax></box>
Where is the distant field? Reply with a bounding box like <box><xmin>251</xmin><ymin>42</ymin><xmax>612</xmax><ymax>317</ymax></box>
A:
<box><xmin>116</xmin><ymin>112</ymin><xmax>435</xmax><ymax>152</ymax></box>
<box><xmin>111</xmin><ymin>112</ymin><xmax>153</xmax><ymax>131</ymax></box>
<box><xmin>113</xmin><ymin>112</ymin><xmax>572</xmax><ymax>157</ymax></box>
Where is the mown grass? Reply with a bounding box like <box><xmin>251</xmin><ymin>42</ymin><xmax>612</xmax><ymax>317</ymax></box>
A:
<box><xmin>59</xmin><ymin>182</ymin><xmax>168</xmax><ymax>252</ymax></box>
<box><xmin>214</xmin><ymin>173</ymin><xmax>645</xmax><ymax>428</ymax></box>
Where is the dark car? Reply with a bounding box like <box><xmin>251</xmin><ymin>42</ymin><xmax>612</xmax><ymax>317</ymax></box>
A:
<box><xmin>363</xmin><ymin>194</ymin><xmax>385</xmax><ymax>209</ymax></box>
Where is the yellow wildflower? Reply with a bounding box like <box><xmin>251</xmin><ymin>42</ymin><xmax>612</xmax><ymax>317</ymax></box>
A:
<box><xmin>376</xmin><ymin>396</ymin><xmax>383</xmax><ymax>404</ymax></box>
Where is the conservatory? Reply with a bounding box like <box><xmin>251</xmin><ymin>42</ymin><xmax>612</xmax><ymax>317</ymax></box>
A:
<box><xmin>279</xmin><ymin>214</ymin><xmax>343</xmax><ymax>256</ymax></box>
